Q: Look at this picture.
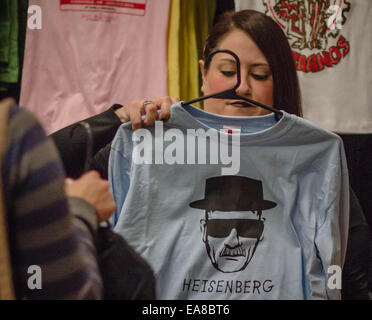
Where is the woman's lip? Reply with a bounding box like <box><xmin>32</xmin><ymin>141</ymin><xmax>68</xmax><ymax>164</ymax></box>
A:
<box><xmin>229</xmin><ymin>101</ymin><xmax>252</xmax><ymax>108</ymax></box>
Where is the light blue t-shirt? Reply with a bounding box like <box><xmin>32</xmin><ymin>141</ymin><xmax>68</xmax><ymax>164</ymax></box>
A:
<box><xmin>109</xmin><ymin>103</ymin><xmax>349</xmax><ymax>300</ymax></box>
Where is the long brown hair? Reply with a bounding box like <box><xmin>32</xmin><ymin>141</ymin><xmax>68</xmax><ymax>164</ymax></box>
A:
<box><xmin>203</xmin><ymin>10</ymin><xmax>302</xmax><ymax>116</ymax></box>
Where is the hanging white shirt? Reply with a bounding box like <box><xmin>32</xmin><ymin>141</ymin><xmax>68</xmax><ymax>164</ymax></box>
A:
<box><xmin>234</xmin><ymin>0</ymin><xmax>372</xmax><ymax>133</ymax></box>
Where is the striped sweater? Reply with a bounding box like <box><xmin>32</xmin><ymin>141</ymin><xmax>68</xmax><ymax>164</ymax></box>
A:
<box><xmin>2</xmin><ymin>105</ymin><xmax>103</xmax><ymax>299</ymax></box>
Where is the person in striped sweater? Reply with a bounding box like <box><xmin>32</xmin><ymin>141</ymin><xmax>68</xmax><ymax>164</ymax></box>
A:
<box><xmin>1</xmin><ymin>101</ymin><xmax>116</xmax><ymax>299</ymax></box>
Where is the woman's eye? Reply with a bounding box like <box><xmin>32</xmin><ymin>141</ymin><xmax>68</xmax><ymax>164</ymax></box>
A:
<box><xmin>251</xmin><ymin>73</ymin><xmax>269</xmax><ymax>80</ymax></box>
<box><xmin>221</xmin><ymin>71</ymin><xmax>236</xmax><ymax>77</ymax></box>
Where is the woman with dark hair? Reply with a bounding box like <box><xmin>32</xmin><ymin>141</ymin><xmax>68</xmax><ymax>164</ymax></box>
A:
<box><xmin>202</xmin><ymin>10</ymin><xmax>302</xmax><ymax>117</ymax></box>
<box><xmin>108</xmin><ymin>10</ymin><xmax>349</xmax><ymax>300</ymax></box>
<box><xmin>115</xmin><ymin>10</ymin><xmax>302</xmax><ymax>128</ymax></box>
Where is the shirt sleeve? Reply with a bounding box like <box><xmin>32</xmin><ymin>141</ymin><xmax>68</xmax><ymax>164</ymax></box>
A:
<box><xmin>313</xmin><ymin>140</ymin><xmax>349</xmax><ymax>300</ymax></box>
<box><xmin>108</xmin><ymin>125</ymin><xmax>133</xmax><ymax>227</ymax></box>
<box><xmin>4</xmin><ymin>106</ymin><xmax>103</xmax><ymax>299</ymax></box>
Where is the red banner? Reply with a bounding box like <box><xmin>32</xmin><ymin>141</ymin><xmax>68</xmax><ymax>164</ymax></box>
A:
<box><xmin>60</xmin><ymin>0</ymin><xmax>146</xmax><ymax>16</ymax></box>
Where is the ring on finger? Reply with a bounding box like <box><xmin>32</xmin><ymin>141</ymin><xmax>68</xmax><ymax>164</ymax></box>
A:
<box><xmin>142</xmin><ymin>100</ymin><xmax>154</xmax><ymax>112</ymax></box>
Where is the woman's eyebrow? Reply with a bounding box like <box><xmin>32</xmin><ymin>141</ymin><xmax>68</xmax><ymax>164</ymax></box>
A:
<box><xmin>215</xmin><ymin>58</ymin><xmax>236</xmax><ymax>64</ymax></box>
<box><xmin>217</xmin><ymin>59</ymin><xmax>269</xmax><ymax>67</ymax></box>
<box><xmin>250</xmin><ymin>63</ymin><xmax>269</xmax><ymax>67</ymax></box>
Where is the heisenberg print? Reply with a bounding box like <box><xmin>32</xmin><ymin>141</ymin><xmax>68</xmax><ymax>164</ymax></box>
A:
<box><xmin>182</xmin><ymin>278</ymin><xmax>274</xmax><ymax>295</ymax></box>
<box><xmin>189</xmin><ymin>176</ymin><xmax>277</xmax><ymax>274</ymax></box>
<box><xmin>263</xmin><ymin>0</ymin><xmax>351</xmax><ymax>72</ymax></box>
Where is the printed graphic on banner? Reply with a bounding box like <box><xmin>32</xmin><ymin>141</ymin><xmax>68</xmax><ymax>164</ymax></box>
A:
<box><xmin>60</xmin><ymin>0</ymin><xmax>146</xmax><ymax>16</ymax></box>
<box><xmin>263</xmin><ymin>0</ymin><xmax>351</xmax><ymax>73</ymax></box>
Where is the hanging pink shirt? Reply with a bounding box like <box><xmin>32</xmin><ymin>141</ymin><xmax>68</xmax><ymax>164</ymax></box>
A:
<box><xmin>21</xmin><ymin>0</ymin><xmax>170</xmax><ymax>133</ymax></box>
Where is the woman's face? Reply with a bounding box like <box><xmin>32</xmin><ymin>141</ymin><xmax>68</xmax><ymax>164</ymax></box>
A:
<box><xmin>200</xmin><ymin>29</ymin><xmax>274</xmax><ymax>117</ymax></box>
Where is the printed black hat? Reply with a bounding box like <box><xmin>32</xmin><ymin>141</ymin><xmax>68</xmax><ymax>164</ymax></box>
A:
<box><xmin>190</xmin><ymin>175</ymin><xmax>277</xmax><ymax>211</ymax></box>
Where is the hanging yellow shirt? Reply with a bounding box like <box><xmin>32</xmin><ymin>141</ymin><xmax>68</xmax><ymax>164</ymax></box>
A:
<box><xmin>168</xmin><ymin>0</ymin><xmax>216</xmax><ymax>108</ymax></box>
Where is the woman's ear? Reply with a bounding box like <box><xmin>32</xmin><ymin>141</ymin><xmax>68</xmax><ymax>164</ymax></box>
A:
<box><xmin>199</xmin><ymin>59</ymin><xmax>206</xmax><ymax>93</ymax></box>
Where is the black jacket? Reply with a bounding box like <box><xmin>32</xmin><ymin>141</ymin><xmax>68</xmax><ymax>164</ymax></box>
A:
<box><xmin>50</xmin><ymin>104</ymin><xmax>122</xmax><ymax>179</ymax></box>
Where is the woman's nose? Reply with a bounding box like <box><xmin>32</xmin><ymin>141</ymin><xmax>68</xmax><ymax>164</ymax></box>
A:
<box><xmin>235</xmin><ymin>74</ymin><xmax>251</xmax><ymax>96</ymax></box>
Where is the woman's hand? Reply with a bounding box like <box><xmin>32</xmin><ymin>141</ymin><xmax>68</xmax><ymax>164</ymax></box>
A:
<box><xmin>65</xmin><ymin>171</ymin><xmax>116</xmax><ymax>222</ymax></box>
<box><xmin>114</xmin><ymin>96</ymin><xmax>180</xmax><ymax>130</ymax></box>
